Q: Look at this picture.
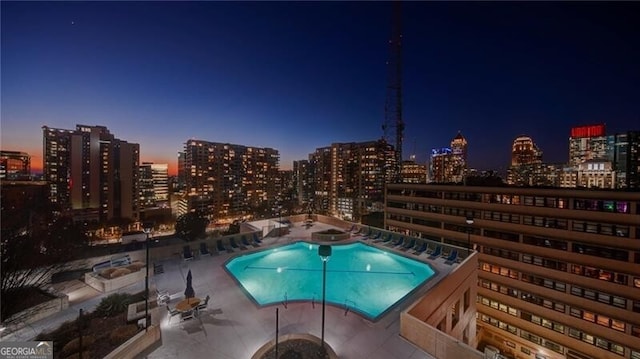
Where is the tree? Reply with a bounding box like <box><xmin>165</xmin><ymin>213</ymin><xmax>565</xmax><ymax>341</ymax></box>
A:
<box><xmin>175</xmin><ymin>211</ymin><xmax>209</xmax><ymax>242</ymax></box>
<box><xmin>1</xmin><ymin>216</ymin><xmax>88</xmax><ymax>323</ymax></box>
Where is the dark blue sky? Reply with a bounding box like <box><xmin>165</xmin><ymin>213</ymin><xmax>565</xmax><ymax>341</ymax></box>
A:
<box><xmin>2</xmin><ymin>1</ymin><xmax>638</xmax><ymax>173</ymax></box>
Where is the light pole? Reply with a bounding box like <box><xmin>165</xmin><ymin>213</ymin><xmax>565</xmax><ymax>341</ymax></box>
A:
<box><xmin>318</xmin><ymin>244</ymin><xmax>332</xmax><ymax>349</ymax></box>
<box><xmin>465</xmin><ymin>215</ymin><xmax>474</xmax><ymax>254</ymax></box>
<box><xmin>143</xmin><ymin>221</ymin><xmax>154</xmax><ymax>331</ymax></box>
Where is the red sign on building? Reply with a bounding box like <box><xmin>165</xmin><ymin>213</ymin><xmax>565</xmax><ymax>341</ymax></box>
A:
<box><xmin>570</xmin><ymin>124</ymin><xmax>605</xmax><ymax>138</ymax></box>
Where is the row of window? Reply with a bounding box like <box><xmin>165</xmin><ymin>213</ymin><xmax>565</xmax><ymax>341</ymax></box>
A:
<box><xmin>569</xmin><ymin>307</ymin><xmax>626</xmax><ymax>332</ymax></box>
<box><xmin>569</xmin><ymin>285</ymin><xmax>627</xmax><ymax>308</ymax></box>
<box><xmin>522</xmin><ymin>235</ymin><xmax>567</xmax><ymax>250</ymax></box>
<box><xmin>571</xmin><ymin>264</ymin><xmax>628</xmax><ymax>285</ymax></box>
<box><xmin>519</xmin><ymin>329</ymin><xmax>564</xmax><ymax>354</ymax></box>
<box><xmin>571</xmin><ymin>221</ymin><xmax>630</xmax><ymax>238</ymax></box>
<box><xmin>567</xmin><ymin>327</ymin><xmax>625</xmax><ymax>356</ymax></box>
<box><xmin>521</xmin><ymin>311</ymin><xmax>565</xmax><ymax>334</ymax></box>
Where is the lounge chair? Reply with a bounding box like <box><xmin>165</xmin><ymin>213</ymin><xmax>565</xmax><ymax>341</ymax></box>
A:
<box><xmin>252</xmin><ymin>233</ymin><xmax>263</xmax><ymax>244</ymax></box>
<box><xmin>378</xmin><ymin>233</ymin><xmax>392</xmax><ymax>243</ymax></box>
<box><xmin>230</xmin><ymin>237</ymin><xmax>246</xmax><ymax>250</ymax></box>
<box><xmin>183</xmin><ymin>246</ymin><xmax>194</xmax><ymax>261</ymax></box>
<box><xmin>413</xmin><ymin>242</ymin><xmax>428</xmax><ymax>255</ymax></box>
<box><xmin>347</xmin><ymin>224</ymin><xmax>356</xmax><ymax>232</ymax></box>
<box><xmin>166</xmin><ymin>305</ymin><xmax>181</xmax><ymax>324</ymax></box>
<box><xmin>216</xmin><ymin>239</ymin><xmax>226</xmax><ymax>253</ymax></box>
<box><xmin>428</xmin><ymin>246</ymin><xmax>442</xmax><ymax>260</ymax></box>
<box><xmin>242</xmin><ymin>235</ymin><xmax>258</xmax><ymax>248</ymax></box>
<box><xmin>445</xmin><ymin>249</ymin><xmax>459</xmax><ymax>265</ymax></box>
<box><xmin>369</xmin><ymin>232</ymin><xmax>381</xmax><ymax>241</ymax></box>
<box><xmin>401</xmin><ymin>238</ymin><xmax>416</xmax><ymax>251</ymax></box>
<box><xmin>425</xmin><ymin>243</ymin><xmax>436</xmax><ymax>254</ymax></box>
<box><xmin>157</xmin><ymin>289</ymin><xmax>170</xmax><ymax>305</ymax></box>
<box><xmin>199</xmin><ymin>242</ymin><xmax>211</xmax><ymax>256</ymax></box>
<box><xmin>387</xmin><ymin>236</ymin><xmax>404</xmax><ymax>247</ymax></box>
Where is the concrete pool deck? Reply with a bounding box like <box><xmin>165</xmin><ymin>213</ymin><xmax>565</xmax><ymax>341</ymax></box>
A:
<box><xmin>2</xmin><ymin>221</ymin><xmax>458</xmax><ymax>358</ymax></box>
<box><xmin>142</xmin><ymin>222</ymin><xmax>454</xmax><ymax>359</ymax></box>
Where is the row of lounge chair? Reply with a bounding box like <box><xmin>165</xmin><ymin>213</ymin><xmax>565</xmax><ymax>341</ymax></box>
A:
<box><xmin>362</xmin><ymin>230</ymin><xmax>459</xmax><ymax>265</ymax></box>
<box><xmin>182</xmin><ymin>233</ymin><xmax>263</xmax><ymax>260</ymax></box>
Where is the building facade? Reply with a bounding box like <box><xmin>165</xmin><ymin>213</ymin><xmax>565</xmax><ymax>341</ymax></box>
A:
<box><xmin>385</xmin><ymin>184</ymin><xmax>640</xmax><ymax>359</ymax></box>
<box><xmin>42</xmin><ymin>125</ymin><xmax>140</xmax><ymax>223</ymax></box>
<box><xmin>182</xmin><ymin>139</ymin><xmax>279</xmax><ymax>219</ymax></box>
<box><xmin>401</xmin><ymin>159</ymin><xmax>427</xmax><ymax>184</ymax></box>
<box><xmin>568</xmin><ymin>124</ymin><xmax>614</xmax><ymax>166</ymax></box>
<box><xmin>139</xmin><ymin>162</ymin><xmax>169</xmax><ymax>208</ymax></box>
<box><xmin>308</xmin><ymin>139</ymin><xmax>396</xmax><ymax>219</ymax></box>
<box><xmin>429</xmin><ymin>132</ymin><xmax>468</xmax><ymax>183</ymax></box>
<box><xmin>293</xmin><ymin>159</ymin><xmax>314</xmax><ymax>207</ymax></box>
<box><xmin>0</xmin><ymin>150</ymin><xmax>31</xmax><ymax>180</ymax></box>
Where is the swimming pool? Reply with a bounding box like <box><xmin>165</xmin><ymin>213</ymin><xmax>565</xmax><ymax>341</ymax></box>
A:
<box><xmin>224</xmin><ymin>241</ymin><xmax>435</xmax><ymax>321</ymax></box>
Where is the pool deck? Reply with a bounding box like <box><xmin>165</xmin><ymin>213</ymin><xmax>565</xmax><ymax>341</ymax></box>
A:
<box><xmin>2</xmin><ymin>221</ymin><xmax>457</xmax><ymax>358</ymax></box>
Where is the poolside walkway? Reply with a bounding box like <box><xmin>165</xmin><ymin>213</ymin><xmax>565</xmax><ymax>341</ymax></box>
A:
<box><xmin>2</xmin><ymin>221</ymin><xmax>449</xmax><ymax>359</ymax></box>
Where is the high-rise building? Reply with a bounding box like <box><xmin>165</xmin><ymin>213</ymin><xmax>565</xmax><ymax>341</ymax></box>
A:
<box><xmin>293</xmin><ymin>160</ymin><xmax>314</xmax><ymax>207</ymax></box>
<box><xmin>569</xmin><ymin>124</ymin><xmax>614</xmax><ymax>166</ymax></box>
<box><xmin>508</xmin><ymin>136</ymin><xmax>547</xmax><ymax>186</ymax></box>
<box><xmin>385</xmin><ymin>183</ymin><xmax>640</xmax><ymax>359</ymax></box>
<box><xmin>429</xmin><ymin>132</ymin><xmax>468</xmax><ymax>183</ymax></box>
<box><xmin>183</xmin><ymin>139</ymin><xmax>279</xmax><ymax>219</ymax></box>
<box><xmin>401</xmin><ymin>159</ymin><xmax>427</xmax><ymax>184</ymax></box>
<box><xmin>614</xmin><ymin>131</ymin><xmax>640</xmax><ymax>190</ymax></box>
<box><xmin>177</xmin><ymin>151</ymin><xmax>186</xmax><ymax>191</ymax></box>
<box><xmin>308</xmin><ymin>139</ymin><xmax>396</xmax><ymax>219</ymax></box>
<box><xmin>0</xmin><ymin>150</ymin><xmax>31</xmax><ymax>180</ymax></box>
<box><xmin>139</xmin><ymin>162</ymin><xmax>169</xmax><ymax>208</ymax></box>
<box><xmin>42</xmin><ymin>125</ymin><xmax>140</xmax><ymax>223</ymax></box>
<box><xmin>511</xmin><ymin>136</ymin><xmax>543</xmax><ymax>166</ymax></box>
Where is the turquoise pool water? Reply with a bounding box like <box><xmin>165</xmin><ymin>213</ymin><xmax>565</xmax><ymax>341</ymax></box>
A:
<box><xmin>224</xmin><ymin>241</ymin><xmax>435</xmax><ymax>321</ymax></box>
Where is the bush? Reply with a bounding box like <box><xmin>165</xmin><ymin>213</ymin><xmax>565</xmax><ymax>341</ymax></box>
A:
<box><xmin>95</xmin><ymin>293</ymin><xmax>133</xmax><ymax>317</ymax></box>
<box><xmin>126</xmin><ymin>262</ymin><xmax>145</xmax><ymax>272</ymax></box>
<box><xmin>109</xmin><ymin>268</ymin><xmax>131</xmax><ymax>279</ymax></box>
<box><xmin>109</xmin><ymin>324</ymin><xmax>139</xmax><ymax>345</ymax></box>
<box><xmin>61</xmin><ymin>335</ymin><xmax>95</xmax><ymax>358</ymax></box>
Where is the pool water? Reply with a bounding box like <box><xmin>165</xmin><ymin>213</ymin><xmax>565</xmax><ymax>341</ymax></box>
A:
<box><xmin>224</xmin><ymin>241</ymin><xmax>435</xmax><ymax>321</ymax></box>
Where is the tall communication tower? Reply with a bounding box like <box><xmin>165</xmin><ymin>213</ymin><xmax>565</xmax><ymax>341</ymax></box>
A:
<box><xmin>382</xmin><ymin>0</ymin><xmax>404</xmax><ymax>182</ymax></box>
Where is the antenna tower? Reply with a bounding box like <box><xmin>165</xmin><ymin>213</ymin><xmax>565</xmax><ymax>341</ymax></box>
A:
<box><xmin>382</xmin><ymin>0</ymin><xmax>404</xmax><ymax>182</ymax></box>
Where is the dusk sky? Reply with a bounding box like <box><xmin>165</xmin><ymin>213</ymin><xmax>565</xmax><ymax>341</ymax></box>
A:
<box><xmin>2</xmin><ymin>1</ymin><xmax>639</xmax><ymax>175</ymax></box>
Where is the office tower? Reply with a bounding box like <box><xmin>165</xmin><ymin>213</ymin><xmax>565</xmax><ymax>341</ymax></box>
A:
<box><xmin>614</xmin><ymin>131</ymin><xmax>640</xmax><ymax>190</ymax></box>
<box><xmin>308</xmin><ymin>139</ymin><xmax>396</xmax><ymax>219</ymax></box>
<box><xmin>429</xmin><ymin>132</ymin><xmax>468</xmax><ymax>183</ymax></box>
<box><xmin>177</xmin><ymin>151</ymin><xmax>186</xmax><ymax>191</ymax></box>
<box><xmin>576</xmin><ymin>161</ymin><xmax>616</xmax><ymax>189</ymax></box>
<box><xmin>385</xmin><ymin>183</ymin><xmax>640</xmax><ymax>359</ymax></box>
<box><xmin>139</xmin><ymin>162</ymin><xmax>169</xmax><ymax>208</ymax></box>
<box><xmin>293</xmin><ymin>160</ymin><xmax>314</xmax><ymax>206</ymax></box>
<box><xmin>42</xmin><ymin>125</ymin><xmax>140</xmax><ymax>223</ymax></box>
<box><xmin>508</xmin><ymin>136</ymin><xmax>546</xmax><ymax>186</ymax></box>
<box><xmin>569</xmin><ymin>124</ymin><xmax>614</xmax><ymax>166</ymax></box>
<box><xmin>401</xmin><ymin>159</ymin><xmax>427</xmax><ymax>184</ymax></box>
<box><xmin>0</xmin><ymin>150</ymin><xmax>31</xmax><ymax>180</ymax></box>
<box><xmin>183</xmin><ymin>139</ymin><xmax>279</xmax><ymax>219</ymax></box>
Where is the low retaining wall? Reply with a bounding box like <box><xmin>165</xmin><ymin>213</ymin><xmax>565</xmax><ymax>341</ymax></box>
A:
<box><xmin>103</xmin><ymin>324</ymin><xmax>161</xmax><ymax>359</ymax></box>
<box><xmin>85</xmin><ymin>269</ymin><xmax>146</xmax><ymax>293</ymax></box>
<box><xmin>251</xmin><ymin>333</ymin><xmax>338</xmax><ymax>359</ymax></box>
<box><xmin>311</xmin><ymin>230</ymin><xmax>350</xmax><ymax>241</ymax></box>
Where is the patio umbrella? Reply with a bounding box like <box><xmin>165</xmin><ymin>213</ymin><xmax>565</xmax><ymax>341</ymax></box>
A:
<box><xmin>184</xmin><ymin>269</ymin><xmax>195</xmax><ymax>299</ymax></box>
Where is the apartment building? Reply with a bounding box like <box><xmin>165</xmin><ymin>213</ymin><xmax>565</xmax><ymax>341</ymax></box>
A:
<box><xmin>42</xmin><ymin>124</ymin><xmax>140</xmax><ymax>223</ymax></box>
<box><xmin>385</xmin><ymin>183</ymin><xmax>640</xmax><ymax>359</ymax></box>
<box><xmin>182</xmin><ymin>139</ymin><xmax>279</xmax><ymax>219</ymax></box>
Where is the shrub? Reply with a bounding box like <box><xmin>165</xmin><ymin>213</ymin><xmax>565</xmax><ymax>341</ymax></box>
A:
<box><xmin>100</xmin><ymin>268</ymin><xmax>117</xmax><ymax>279</ymax></box>
<box><xmin>95</xmin><ymin>293</ymin><xmax>133</xmax><ymax>317</ymax></box>
<box><xmin>126</xmin><ymin>262</ymin><xmax>145</xmax><ymax>272</ymax></box>
<box><xmin>109</xmin><ymin>268</ymin><xmax>131</xmax><ymax>279</ymax></box>
<box><xmin>61</xmin><ymin>335</ymin><xmax>95</xmax><ymax>358</ymax></box>
<box><xmin>109</xmin><ymin>324</ymin><xmax>139</xmax><ymax>345</ymax></box>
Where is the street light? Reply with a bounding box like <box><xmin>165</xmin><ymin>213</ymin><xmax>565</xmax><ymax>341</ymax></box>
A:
<box><xmin>465</xmin><ymin>215</ymin><xmax>474</xmax><ymax>254</ymax></box>
<box><xmin>318</xmin><ymin>244</ymin><xmax>332</xmax><ymax>349</ymax></box>
<box><xmin>142</xmin><ymin>221</ymin><xmax>154</xmax><ymax>331</ymax></box>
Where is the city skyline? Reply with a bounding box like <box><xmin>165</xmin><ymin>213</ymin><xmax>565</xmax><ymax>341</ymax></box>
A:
<box><xmin>2</xmin><ymin>2</ymin><xmax>639</xmax><ymax>175</ymax></box>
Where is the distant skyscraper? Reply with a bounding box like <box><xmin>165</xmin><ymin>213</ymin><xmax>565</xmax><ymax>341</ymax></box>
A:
<box><xmin>183</xmin><ymin>139</ymin><xmax>279</xmax><ymax>218</ymax></box>
<box><xmin>139</xmin><ymin>162</ymin><xmax>169</xmax><ymax>208</ymax></box>
<box><xmin>0</xmin><ymin>150</ymin><xmax>31</xmax><ymax>180</ymax></box>
<box><xmin>177</xmin><ymin>151</ymin><xmax>186</xmax><ymax>191</ymax></box>
<box><xmin>428</xmin><ymin>132</ymin><xmax>468</xmax><ymax>183</ymax></box>
<box><xmin>308</xmin><ymin>139</ymin><xmax>396</xmax><ymax>219</ymax></box>
<box><xmin>507</xmin><ymin>135</ymin><xmax>545</xmax><ymax>186</ymax></box>
<box><xmin>613</xmin><ymin>131</ymin><xmax>640</xmax><ymax>189</ymax></box>
<box><xmin>568</xmin><ymin>124</ymin><xmax>614</xmax><ymax>166</ymax></box>
<box><xmin>400</xmin><ymin>160</ymin><xmax>427</xmax><ymax>184</ymax></box>
<box><xmin>293</xmin><ymin>160</ymin><xmax>314</xmax><ymax>206</ymax></box>
<box><xmin>42</xmin><ymin>124</ymin><xmax>140</xmax><ymax>223</ymax></box>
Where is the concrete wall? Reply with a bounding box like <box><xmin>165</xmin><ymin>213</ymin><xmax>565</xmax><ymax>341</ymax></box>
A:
<box><xmin>4</xmin><ymin>291</ymin><xmax>69</xmax><ymax>331</ymax></box>
<box><xmin>103</xmin><ymin>324</ymin><xmax>161</xmax><ymax>359</ymax></box>
<box><xmin>401</xmin><ymin>252</ymin><xmax>482</xmax><ymax>359</ymax></box>
<box><xmin>84</xmin><ymin>269</ymin><xmax>147</xmax><ymax>293</ymax></box>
